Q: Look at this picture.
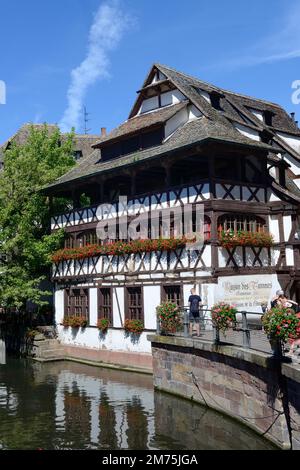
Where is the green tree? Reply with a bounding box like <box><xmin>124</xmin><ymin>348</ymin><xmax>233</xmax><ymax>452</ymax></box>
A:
<box><xmin>0</xmin><ymin>124</ymin><xmax>75</xmax><ymax>311</ymax></box>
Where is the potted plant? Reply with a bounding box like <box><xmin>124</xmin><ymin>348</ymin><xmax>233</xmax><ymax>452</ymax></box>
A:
<box><xmin>156</xmin><ymin>301</ymin><xmax>182</xmax><ymax>334</ymax></box>
<box><xmin>97</xmin><ymin>317</ymin><xmax>110</xmax><ymax>333</ymax></box>
<box><xmin>124</xmin><ymin>319</ymin><xmax>144</xmax><ymax>334</ymax></box>
<box><xmin>211</xmin><ymin>302</ymin><xmax>237</xmax><ymax>335</ymax></box>
<box><xmin>262</xmin><ymin>307</ymin><xmax>300</xmax><ymax>357</ymax></box>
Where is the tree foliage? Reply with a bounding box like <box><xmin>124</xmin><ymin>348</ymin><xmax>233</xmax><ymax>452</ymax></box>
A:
<box><xmin>0</xmin><ymin>124</ymin><xmax>75</xmax><ymax>310</ymax></box>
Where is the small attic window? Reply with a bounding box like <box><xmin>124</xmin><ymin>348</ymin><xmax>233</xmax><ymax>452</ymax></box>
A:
<box><xmin>263</xmin><ymin>111</ymin><xmax>274</xmax><ymax>127</ymax></box>
<box><xmin>210</xmin><ymin>92</ymin><xmax>223</xmax><ymax>111</ymax></box>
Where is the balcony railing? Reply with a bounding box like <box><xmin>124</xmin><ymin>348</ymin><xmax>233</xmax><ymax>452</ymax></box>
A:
<box><xmin>156</xmin><ymin>307</ymin><xmax>288</xmax><ymax>357</ymax></box>
<box><xmin>51</xmin><ymin>180</ymin><xmax>268</xmax><ymax>230</ymax></box>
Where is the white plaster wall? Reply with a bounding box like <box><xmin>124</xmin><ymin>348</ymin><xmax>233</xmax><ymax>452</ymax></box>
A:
<box><xmin>55</xmin><ymin>289</ymin><xmax>65</xmax><ymax>324</ymax></box>
<box><xmin>286</xmin><ymin>246</ymin><xmax>294</xmax><ymax>266</ymax></box>
<box><xmin>249</xmin><ymin>108</ymin><xmax>264</xmax><ymax>122</ymax></box>
<box><xmin>271</xmin><ymin>248</ymin><xmax>281</xmax><ymax>266</ymax></box>
<box><xmin>267</xmin><ymin>190</ymin><xmax>281</xmax><ymax>202</ymax></box>
<box><xmin>276</xmin><ymin>132</ymin><xmax>300</xmax><ymax>154</ymax></box>
<box><xmin>234</xmin><ymin>123</ymin><xmax>260</xmax><ymax>141</ymax></box>
<box><xmin>198</xmin><ymin>89</ymin><xmax>210</xmax><ymax>103</ymax></box>
<box><xmin>89</xmin><ymin>288</ymin><xmax>98</xmax><ymax>327</ymax></box>
<box><xmin>269</xmin><ymin>215</ymin><xmax>280</xmax><ymax>243</ymax></box>
<box><xmin>202</xmin><ymin>245</ymin><xmax>212</xmax><ymax>267</ymax></box>
<box><xmin>283</xmin><ymin>215</ymin><xmax>292</xmax><ymax>241</ymax></box>
<box><xmin>188</xmin><ymin>104</ymin><xmax>202</xmax><ymax>120</ymax></box>
<box><xmin>160</xmin><ymin>89</ymin><xmax>187</xmax><ymax>107</ymax></box>
<box><xmin>113</xmin><ymin>287</ymin><xmax>124</xmax><ymax>328</ymax></box>
<box><xmin>57</xmin><ymin>326</ymin><xmax>152</xmax><ymax>353</ymax></box>
<box><xmin>183</xmin><ymin>284</ymin><xmax>195</xmax><ymax>306</ymax></box>
<box><xmin>143</xmin><ymin>285</ymin><xmax>160</xmax><ymax>330</ymax></box>
<box><xmin>139</xmin><ymin>96</ymin><xmax>159</xmax><ymax>114</ymax></box>
<box><xmin>218</xmin><ymin>248</ymin><xmax>228</xmax><ymax>268</ymax></box>
<box><xmin>283</xmin><ymin>153</ymin><xmax>300</xmax><ymax>177</ymax></box>
<box><xmin>165</xmin><ymin>107</ymin><xmax>188</xmax><ymax>138</ymax></box>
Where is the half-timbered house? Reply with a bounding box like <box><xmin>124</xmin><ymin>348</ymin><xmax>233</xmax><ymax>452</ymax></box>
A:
<box><xmin>43</xmin><ymin>64</ymin><xmax>300</xmax><ymax>369</ymax></box>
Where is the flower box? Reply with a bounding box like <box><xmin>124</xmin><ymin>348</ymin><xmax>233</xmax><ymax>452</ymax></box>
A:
<box><xmin>51</xmin><ymin>238</ymin><xmax>191</xmax><ymax>263</ymax></box>
<box><xmin>124</xmin><ymin>319</ymin><xmax>144</xmax><ymax>334</ymax></box>
<box><xmin>97</xmin><ymin>318</ymin><xmax>110</xmax><ymax>332</ymax></box>
<box><xmin>62</xmin><ymin>316</ymin><xmax>87</xmax><ymax>328</ymax></box>
<box><xmin>219</xmin><ymin>230</ymin><xmax>274</xmax><ymax>250</ymax></box>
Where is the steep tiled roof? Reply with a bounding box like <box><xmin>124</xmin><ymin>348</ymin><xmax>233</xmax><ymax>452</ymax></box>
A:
<box><xmin>93</xmin><ymin>102</ymin><xmax>187</xmax><ymax>147</ymax></box>
<box><xmin>43</xmin><ymin>64</ymin><xmax>299</xmax><ymax>192</ymax></box>
<box><xmin>45</xmin><ymin>117</ymin><xmax>276</xmax><ymax>191</ymax></box>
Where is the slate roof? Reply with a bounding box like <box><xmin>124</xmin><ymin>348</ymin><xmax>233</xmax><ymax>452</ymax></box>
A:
<box><xmin>94</xmin><ymin>102</ymin><xmax>187</xmax><ymax>146</ymax></box>
<box><xmin>43</xmin><ymin>63</ymin><xmax>300</xmax><ymax>193</ymax></box>
<box><xmin>44</xmin><ymin>117</ymin><xmax>276</xmax><ymax>192</ymax></box>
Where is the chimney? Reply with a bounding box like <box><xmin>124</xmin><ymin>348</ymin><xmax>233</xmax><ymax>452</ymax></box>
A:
<box><xmin>290</xmin><ymin>112</ymin><xmax>296</xmax><ymax>121</ymax></box>
<box><xmin>101</xmin><ymin>127</ymin><xmax>107</xmax><ymax>137</ymax></box>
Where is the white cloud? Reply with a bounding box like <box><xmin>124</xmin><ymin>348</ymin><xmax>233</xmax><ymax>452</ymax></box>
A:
<box><xmin>59</xmin><ymin>1</ymin><xmax>132</xmax><ymax>132</ymax></box>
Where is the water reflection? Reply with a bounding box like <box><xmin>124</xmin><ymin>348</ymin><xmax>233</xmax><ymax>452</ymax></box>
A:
<box><xmin>0</xmin><ymin>339</ymin><xmax>5</xmax><ymax>365</ymax></box>
<box><xmin>0</xmin><ymin>359</ymin><xmax>275</xmax><ymax>450</ymax></box>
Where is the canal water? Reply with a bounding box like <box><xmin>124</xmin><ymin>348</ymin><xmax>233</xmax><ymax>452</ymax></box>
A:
<box><xmin>0</xmin><ymin>357</ymin><xmax>275</xmax><ymax>450</ymax></box>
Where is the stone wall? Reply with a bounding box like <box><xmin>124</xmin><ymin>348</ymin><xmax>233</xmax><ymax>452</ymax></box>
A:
<box><xmin>148</xmin><ymin>335</ymin><xmax>300</xmax><ymax>449</ymax></box>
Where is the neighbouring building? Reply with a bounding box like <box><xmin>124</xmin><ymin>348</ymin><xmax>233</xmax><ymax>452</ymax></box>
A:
<box><xmin>43</xmin><ymin>64</ymin><xmax>300</xmax><ymax>369</ymax></box>
<box><xmin>0</xmin><ymin>123</ymin><xmax>100</xmax><ymax>170</ymax></box>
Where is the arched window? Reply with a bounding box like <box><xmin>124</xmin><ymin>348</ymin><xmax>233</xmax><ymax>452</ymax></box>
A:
<box><xmin>218</xmin><ymin>214</ymin><xmax>266</xmax><ymax>234</ymax></box>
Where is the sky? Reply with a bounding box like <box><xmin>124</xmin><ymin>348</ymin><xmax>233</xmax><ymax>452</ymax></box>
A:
<box><xmin>0</xmin><ymin>0</ymin><xmax>300</xmax><ymax>143</ymax></box>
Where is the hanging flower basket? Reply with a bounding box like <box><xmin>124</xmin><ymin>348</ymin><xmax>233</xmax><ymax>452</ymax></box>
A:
<box><xmin>211</xmin><ymin>302</ymin><xmax>237</xmax><ymax>333</ymax></box>
<box><xmin>97</xmin><ymin>318</ymin><xmax>110</xmax><ymax>333</ymax></box>
<box><xmin>219</xmin><ymin>230</ymin><xmax>274</xmax><ymax>250</ymax></box>
<box><xmin>156</xmin><ymin>301</ymin><xmax>182</xmax><ymax>334</ymax></box>
<box><xmin>124</xmin><ymin>319</ymin><xmax>144</xmax><ymax>334</ymax></box>
<box><xmin>62</xmin><ymin>316</ymin><xmax>87</xmax><ymax>328</ymax></box>
<box><xmin>262</xmin><ymin>307</ymin><xmax>300</xmax><ymax>344</ymax></box>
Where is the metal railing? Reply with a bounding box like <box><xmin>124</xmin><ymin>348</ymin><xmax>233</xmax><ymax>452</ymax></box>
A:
<box><xmin>157</xmin><ymin>306</ymin><xmax>274</xmax><ymax>354</ymax></box>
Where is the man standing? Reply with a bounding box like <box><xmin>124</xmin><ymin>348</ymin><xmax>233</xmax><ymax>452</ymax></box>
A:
<box><xmin>189</xmin><ymin>287</ymin><xmax>202</xmax><ymax>337</ymax></box>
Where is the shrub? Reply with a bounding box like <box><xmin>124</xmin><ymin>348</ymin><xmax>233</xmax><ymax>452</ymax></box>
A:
<box><xmin>211</xmin><ymin>302</ymin><xmax>237</xmax><ymax>333</ymax></box>
<box><xmin>262</xmin><ymin>307</ymin><xmax>300</xmax><ymax>343</ymax></box>
<box><xmin>156</xmin><ymin>301</ymin><xmax>182</xmax><ymax>333</ymax></box>
<box><xmin>124</xmin><ymin>319</ymin><xmax>144</xmax><ymax>334</ymax></box>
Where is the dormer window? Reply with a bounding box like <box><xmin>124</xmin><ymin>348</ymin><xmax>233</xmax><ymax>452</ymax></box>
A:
<box><xmin>263</xmin><ymin>110</ymin><xmax>274</xmax><ymax>127</ymax></box>
<box><xmin>210</xmin><ymin>92</ymin><xmax>223</xmax><ymax>111</ymax></box>
<box><xmin>101</xmin><ymin>127</ymin><xmax>164</xmax><ymax>161</ymax></box>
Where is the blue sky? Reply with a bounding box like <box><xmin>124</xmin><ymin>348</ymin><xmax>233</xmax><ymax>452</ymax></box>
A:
<box><xmin>1</xmin><ymin>0</ymin><xmax>300</xmax><ymax>143</ymax></box>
